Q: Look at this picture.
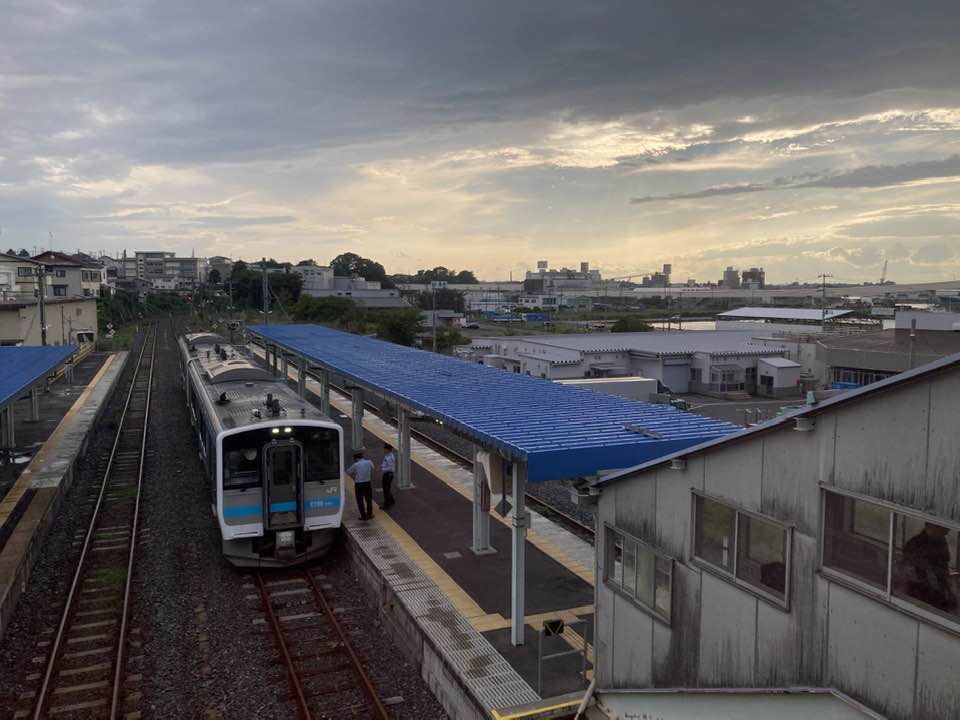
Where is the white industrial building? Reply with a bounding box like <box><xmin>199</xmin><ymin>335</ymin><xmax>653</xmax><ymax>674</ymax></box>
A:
<box><xmin>588</xmin><ymin>352</ymin><xmax>960</xmax><ymax>720</ymax></box>
<box><xmin>464</xmin><ymin>331</ymin><xmax>803</xmax><ymax>398</ymax></box>
<box><xmin>291</xmin><ymin>263</ymin><xmax>409</xmax><ymax>309</ymax></box>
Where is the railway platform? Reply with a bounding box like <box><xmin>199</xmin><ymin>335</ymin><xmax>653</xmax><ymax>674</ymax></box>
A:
<box><xmin>0</xmin><ymin>351</ymin><xmax>128</xmax><ymax>637</ymax></box>
<box><xmin>260</xmin><ymin>348</ymin><xmax>595</xmax><ymax>719</ymax></box>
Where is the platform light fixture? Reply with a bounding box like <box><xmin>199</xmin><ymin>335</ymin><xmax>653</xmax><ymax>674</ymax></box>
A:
<box><xmin>670</xmin><ymin>458</ymin><xmax>687</xmax><ymax>471</ymax></box>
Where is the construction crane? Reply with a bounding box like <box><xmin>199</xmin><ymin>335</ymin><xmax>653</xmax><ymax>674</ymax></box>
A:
<box><xmin>879</xmin><ymin>259</ymin><xmax>888</xmax><ymax>285</ymax></box>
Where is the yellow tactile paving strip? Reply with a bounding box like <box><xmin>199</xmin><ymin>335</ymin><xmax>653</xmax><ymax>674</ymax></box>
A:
<box><xmin>0</xmin><ymin>354</ymin><xmax>117</xmax><ymax>529</ymax></box>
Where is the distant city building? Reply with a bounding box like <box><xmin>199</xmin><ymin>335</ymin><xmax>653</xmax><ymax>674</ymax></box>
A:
<box><xmin>207</xmin><ymin>256</ymin><xmax>234</xmax><ymax>282</ymax></box>
<box><xmin>641</xmin><ymin>264</ymin><xmax>672</xmax><ymax>288</ymax></box>
<box><xmin>32</xmin><ymin>251</ymin><xmax>106</xmax><ymax>298</ymax></box>
<box><xmin>720</xmin><ymin>266</ymin><xmax>741</xmax><ymax>289</ymax></box>
<box><xmin>463</xmin><ymin>331</ymin><xmax>801</xmax><ymax>398</ymax></box>
<box><xmin>742</xmin><ymin>266</ymin><xmax>765</xmax><ymax>289</ymax></box>
<box><xmin>108</xmin><ymin>250</ymin><xmax>207</xmax><ymax>290</ymax></box>
<box><xmin>524</xmin><ymin>259</ymin><xmax>601</xmax><ymax>287</ymax></box>
<box><xmin>291</xmin><ymin>263</ymin><xmax>409</xmax><ymax>309</ymax></box>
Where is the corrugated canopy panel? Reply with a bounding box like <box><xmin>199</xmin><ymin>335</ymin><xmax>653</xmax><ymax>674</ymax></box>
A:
<box><xmin>0</xmin><ymin>345</ymin><xmax>77</xmax><ymax>408</ymax></box>
<box><xmin>248</xmin><ymin>324</ymin><xmax>739</xmax><ymax>482</ymax></box>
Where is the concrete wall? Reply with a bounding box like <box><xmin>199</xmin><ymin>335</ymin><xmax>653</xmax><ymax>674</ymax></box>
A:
<box><xmin>0</xmin><ymin>298</ymin><xmax>98</xmax><ymax>345</ymax></box>
<box><xmin>595</xmin><ymin>362</ymin><xmax>960</xmax><ymax>720</ymax></box>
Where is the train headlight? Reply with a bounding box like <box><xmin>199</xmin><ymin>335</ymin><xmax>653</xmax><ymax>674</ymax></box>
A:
<box><xmin>283</xmin><ymin>427</ymin><xmax>292</xmax><ymax>433</ymax></box>
<box><xmin>271</xmin><ymin>427</ymin><xmax>280</xmax><ymax>435</ymax></box>
<box><xmin>277</xmin><ymin>530</ymin><xmax>295</xmax><ymax>548</ymax></box>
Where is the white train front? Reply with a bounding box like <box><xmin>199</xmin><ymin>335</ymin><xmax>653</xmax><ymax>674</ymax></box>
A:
<box><xmin>179</xmin><ymin>332</ymin><xmax>344</xmax><ymax>566</ymax></box>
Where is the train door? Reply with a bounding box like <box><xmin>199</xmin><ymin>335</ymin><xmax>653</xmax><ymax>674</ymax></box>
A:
<box><xmin>263</xmin><ymin>440</ymin><xmax>303</xmax><ymax>529</ymax></box>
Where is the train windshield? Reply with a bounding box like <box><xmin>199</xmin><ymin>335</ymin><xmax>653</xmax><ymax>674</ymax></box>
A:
<box><xmin>222</xmin><ymin>426</ymin><xmax>340</xmax><ymax>490</ymax></box>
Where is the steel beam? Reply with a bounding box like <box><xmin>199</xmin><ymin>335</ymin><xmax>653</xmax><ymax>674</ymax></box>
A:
<box><xmin>397</xmin><ymin>408</ymin><xmax>413</xmax><ymax>489</ymax></box>
<box><xmin>30</xmin><ymin>387</ymin><xmax>40</xmax><ymax>422</ymax></box>
<box><xmin>351</xmin><ymin>388</ymin><xmax>364</xmax><ymax>452</ymax></box>
<box><xmin>471</xmin><ymin>447</ymin><xmax>494</xmax><ymax>555</ymax></box>
<box><xmin>511</xmin><ymin>461</ymin><xmax>528</xmax><ymax>646</ymax></box>
<box><xmin>4</xmin><ymin>405</ymin><xmax>14</xmax><ymax>448</ymax></box>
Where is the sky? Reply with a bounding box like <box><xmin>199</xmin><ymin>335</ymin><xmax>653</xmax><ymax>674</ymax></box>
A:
<box><xmin>2</xmin><ymin>1</ymin><xmax>960</xmax><ymax>284</ymax></box>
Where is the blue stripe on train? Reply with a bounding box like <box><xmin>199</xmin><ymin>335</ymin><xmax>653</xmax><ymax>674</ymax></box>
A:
<box><xmin>223</xmin><ymin>504</ymin><xmax>261</xmax><ymax>518</ymax></box>
<box><xmin>306</xmin><ymin>498</ymin><xmax>340</xmax><ymax>509</ymax></box>
<box><xmin>269</xmin><ymin>501</ymin><xmax>298</xmax><ymax>512</ymax></box>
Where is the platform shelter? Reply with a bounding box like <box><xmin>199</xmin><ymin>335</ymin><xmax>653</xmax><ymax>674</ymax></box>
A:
<box><xmin>247</xmin><ymin>323</ymin><xmax>738</xmax><ymax>645</ymax></box>
<box><xmin>0</xmin><ymin>345</ymin><xmax>77</xmax><ymax>452</ymax></box>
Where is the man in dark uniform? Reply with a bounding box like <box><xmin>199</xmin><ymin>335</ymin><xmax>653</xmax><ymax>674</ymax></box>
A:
<box><xmin>902</xmin><ymin>522</ymin><xmax>957</xmax><ymax>612</ymax></box>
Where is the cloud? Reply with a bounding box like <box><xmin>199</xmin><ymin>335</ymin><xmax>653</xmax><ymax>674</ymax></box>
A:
<box><xmin>630</xmin><ymin>155</ymin><xmax>960</xmax><ymax>203</ymax></box>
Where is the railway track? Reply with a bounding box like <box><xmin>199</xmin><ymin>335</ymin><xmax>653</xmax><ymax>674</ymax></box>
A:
<box><xmin>18</xmin><ymin>324</ymin><xmax>157</xmax><ymax>720</ymax></box>
<box><xmin>254</xmin><ymin>568</ymin><xmax>389</xmax><ymax>720</ymax></box>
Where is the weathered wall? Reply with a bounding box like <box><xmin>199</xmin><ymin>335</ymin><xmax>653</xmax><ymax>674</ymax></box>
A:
<box><xmin>595</xmin><ymin>362</ymin><xmax>960</xmax><ymax>720</ymax></box>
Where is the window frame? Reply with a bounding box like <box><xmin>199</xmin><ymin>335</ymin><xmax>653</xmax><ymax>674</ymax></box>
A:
<box><xmin>603</xmin><ymin>523</ymin><xmax>673</xmax><ymax>626</ymax></box>
<box><xmin>818</xmin><ymin>486</ymin><xmax>960</xmax><ymax>634</ymax></box>
<box><xmin>690</xmin><ymin>490</ymin><xmax>793</xmax><ymax>610</ymax></box>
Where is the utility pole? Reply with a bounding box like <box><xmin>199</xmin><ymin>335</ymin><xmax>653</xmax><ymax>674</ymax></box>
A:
<box><xmin>261</xmin><ymin>257</ymin><xmax>270</xmax><ymax>325</ymax></box>
<box><xmin>430</xmin><ymin>280</ymin><xmax>447</xmax><ymax>352</ymax></box>
<box><xmin>37</xmin><ymin>264</ymin><xmax>48</xmax><ymax>345</ymax></box>
<box><xmin>818</xmin><ymin>273</ymin><xmax>833</xmax><ymax>329</ymax></box>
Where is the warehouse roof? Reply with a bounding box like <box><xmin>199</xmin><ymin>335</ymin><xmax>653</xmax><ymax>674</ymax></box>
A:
<box><xmin>717</xmin><ymin>307</ymin><xmax>853</xmax><ymax>322</ymax></box>
<box><xmin>594</xmin><ymin>349</ymin><xmax>960</xmax><ymax>487</ymax></box>
<box><xmin>471</xmin><ymin>330</ymin><xmax>786</xmax><ymax>357</ymax></box>
<box><xmin>248</xmin><ymin>324</ymin><xmax>739</xmax><ymax>482</ymax></box>
<box><xmin>0</xmin><ymin>345</ymin><xmax>77</xmax><ymax>409</ymax></box>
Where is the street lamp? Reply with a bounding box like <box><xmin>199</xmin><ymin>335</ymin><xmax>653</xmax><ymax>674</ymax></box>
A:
<box><xmin>430</xmin><ymin>280</ymin><xmax>447</xmax><ymax>352</ymax></box>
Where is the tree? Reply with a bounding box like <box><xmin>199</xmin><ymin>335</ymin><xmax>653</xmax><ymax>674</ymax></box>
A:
<box><xmin>454</xmin><ymin>270</ymin><xmax>478</xmax><ymax>283</ymax></box>
<box><xmin>330</xmin><ymin>252</ymin><xmax>394</xmax><ymax>288</ymax></box>
<box><xmin>296</xmin><ymin>259</ymin><xmax>316</xmax><ymax>266</ymax></box>
<box><xmin>611</xmin><ymin>316</ymin><xmax>655</xmax><ymax>333</ymax></box>
<box><xmin>375</xmin><ymin>307</ymin><xmax>422</xmax><ymax>346</ymax></box>
<box><xmin>416</xmin><ymin>287</ymin><xmax>465</xmax><ymax>313</ymax></box>
<box><xmin>208</xmin><ymin>268</ymin><xmax>222</xmax><ymax>284</ymax></box>
<box><xmin>292</xmin><ymin>295</ymin><xmax>358</xmax><ymax>323</ymax></box>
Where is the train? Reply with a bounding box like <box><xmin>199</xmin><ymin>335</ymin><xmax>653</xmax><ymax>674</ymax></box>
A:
<box><xmin>179</xmin><ymin>332</ymin><xmax>344</xmax><ymax>567</ymax></box>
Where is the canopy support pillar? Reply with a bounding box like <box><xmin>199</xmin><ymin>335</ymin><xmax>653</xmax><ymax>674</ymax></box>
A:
<box><xmin>296</xmin><ymin>359</ymin><xmax>306</xmax><ymax>398</ymax></box>
<box><xmin>351</xmin><ymin>388</ymin><xmax>364</xmax><ymax>452</ymax></box>
<box><xmin>397</xmin><ymin>408</ymin><xmax>413</xmax><ymax>489</ymax></box>
<box><xmin>30</xmin><ymin>387</ymin><xmax>40</xmax><ymax>422</ymax></box>
<box><xmin>471</xmin><ymin>447</ymin><xmax>494</xmax><ymax>555</ymax></box>
<box><xmin>511</xmin><ymin>461</ymin><xmax>528</xmax><ymax>646</ymax></box>
<box><xmin>280</xmin><ymin>353</ymin><xmax>288</xmax><ymax>380</ymax></box>
<box><xmin>318</xmin><ymin>370</ymin><xmax>330</xmax><ymax>416</ymax></box>
<box><xmin>3</xmin><ymin>405</ymin><xmax>14</xmax><ymax>448</ymax></box>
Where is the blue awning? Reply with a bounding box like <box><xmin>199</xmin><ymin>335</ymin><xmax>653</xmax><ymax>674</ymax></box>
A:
<box><xmin>0</xmin><ymin>345</ymin><xmax>78</xmax><ymax>409</ymax></box>
<box><xmin>248</xmin><ymin>324</ymin><xmax>738</xmax><ymax>482</ymax></box>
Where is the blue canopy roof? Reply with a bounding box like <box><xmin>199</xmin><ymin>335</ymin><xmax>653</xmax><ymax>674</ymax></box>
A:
<box><xmin>0</xmin><ymin>345</ymin><xmax>77</xmax><ymax>409</ymax></box>
<box><xmin>248</xmin><ymin>324</ymin><xmax>739</xmax><ymax>482</ymax></box>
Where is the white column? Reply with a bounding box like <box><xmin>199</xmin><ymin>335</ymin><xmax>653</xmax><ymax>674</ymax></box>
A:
<box><xmin>397</xmin><ymin>408</ymin><xmax>413</xmax><ymax>489</ymax></box>
<box><xmin>511</xmin><ymin>461</ymin><xmax>528</xmax><ymax>646</ymax></box>
<box><xmin>280</xmin><ymin>353</ymin><xmax>288</xmax><ymax>380</ymax></box>
<box><xmin>471</xmin><ymin>447</ymin><xmax>493</xmax><ymax>555</ymax></box>
<box><xmin>4</xmin><ymin>405</ymin><xmax>14</xmax><ymax>448</ymax></box>
<box><xmin>319</xmin><ymin>370</ymin><xmax>331</xmax><ymax>416</ymax></box>
<box><xmin>297</xmin><ymin>359</ymin><xmax>306</xmax><ymax>398</ymax></box>
<box><xmin>30</xmin><ymin>387</ymin><xmax>40</xmax><ymax>422</ymax></box>
<box><xmin>271</xmin><ymin>345</ymin><xmax>279</xmax><ymax>375</ymax></box>
<box><xmin>351</xmin><ymin>388</ymin><xmax>364</xmax><ymax>452</ymax></box>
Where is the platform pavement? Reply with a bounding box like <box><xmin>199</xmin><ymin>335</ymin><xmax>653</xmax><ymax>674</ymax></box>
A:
<box><xmin>0</xmin><ymin>352</ymin><xmax>127</xmax><ymax>637</ymax></box>
<box><xmin>254</xmin><ymin>344</ymin><xmax>596</xmax><ymax>717</ymax></box>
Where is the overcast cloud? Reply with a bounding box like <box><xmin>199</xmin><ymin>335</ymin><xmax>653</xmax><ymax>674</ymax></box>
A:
<box><xmin>2</xmin><ymin>0</ymin><xmax>960</xmax><ymax>282</ymax></box>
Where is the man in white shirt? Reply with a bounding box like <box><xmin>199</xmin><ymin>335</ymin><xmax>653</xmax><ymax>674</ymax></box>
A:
<box><xmin>381</xmin><ymin>443</ymin><xmax>396</xmax><ymax>509</ymax></box>
<box><xmin>346</xmin><ymin>451</ymin><xmax>375</xmax><ymax>520</ymax></box>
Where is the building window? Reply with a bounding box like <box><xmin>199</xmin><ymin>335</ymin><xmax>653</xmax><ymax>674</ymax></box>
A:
<box><xmin>693</xmin><ymin>493</ymin><xmax>791</xmax><ymax>606</ymax></box>
<box><xmin>603</xmin><ymin>524</ymin><xmax>672</xmax><ymax>624</ymax></box>
<box><xmin>55</xmin><ymin>269</ymin><xmax>67</xmax><ymax>277</ymax></box>
<box><xmin>53</xmin><ymin>285</ymin><xmax>67</xmax><ymax>296</ymax></box>
<box><xmin>822</xmin><ymin>490</ymin><xmax>959</xmax><ymax>624</ymax></box>
<box><xmin>17</xmin><ymin>267</ymin><xmax>35</xmax><ymax>277</ymax></box>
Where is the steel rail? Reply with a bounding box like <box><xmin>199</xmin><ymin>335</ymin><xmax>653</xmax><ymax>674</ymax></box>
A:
<box><xmin>255</xmin><ymin>573</ymin><xmax>313</xmax><ymax>720</ymax></box>
<box><xmin>31</xmin><ymin>323</ymin><xmax>156</xmax><ymax>720</ymax></box>
<box><xmin>109</xmin><ymin>327</ymin><xmax>156</xmax><ymax>719</ymax></box>
<box><xmin>302</xmin><ymin>570</ymin><xmax>390</xmax><ymax>720</ymax></box>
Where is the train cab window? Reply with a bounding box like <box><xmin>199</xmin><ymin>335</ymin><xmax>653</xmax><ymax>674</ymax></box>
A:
<box><xmin>223</xmin><ymin>439</ymin><xmax>261</xmax><ymax>490</ymax></box>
